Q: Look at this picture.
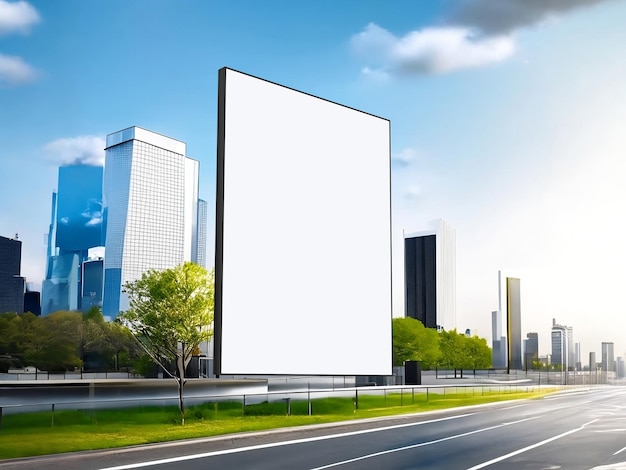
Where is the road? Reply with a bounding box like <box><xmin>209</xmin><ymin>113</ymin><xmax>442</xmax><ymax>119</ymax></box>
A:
<box><xmin>3</xmin><ymin>387</ymin><xmax>626</xmax><ymax>470</ymax></box>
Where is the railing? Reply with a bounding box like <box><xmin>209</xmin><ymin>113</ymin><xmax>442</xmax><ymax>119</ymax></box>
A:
<box><xmin>0</xmin><ymin>382</ymin><xmax>557</xmax><ymax>430</ymax></box>
<box><xmin>432</xmin><ymin>368</ymin><xmax>612</xmax><ymax>385</ymax></box>
<box><xmin>0</xmin><ymin>371</ymin><xmax>139</xmax><ymax>381</ymax></box>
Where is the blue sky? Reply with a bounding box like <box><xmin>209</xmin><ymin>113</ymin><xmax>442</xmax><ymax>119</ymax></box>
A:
<box><xmin>1</xmin><ymin>0</ymin><xmax>625</xmax><ymax>359</ymax></box>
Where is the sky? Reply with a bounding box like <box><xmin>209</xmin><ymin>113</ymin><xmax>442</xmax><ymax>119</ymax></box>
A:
<box><xmin>1</xmin><ymin>0</ymin><xmax>625</xmax><ymax>361</ymax></box>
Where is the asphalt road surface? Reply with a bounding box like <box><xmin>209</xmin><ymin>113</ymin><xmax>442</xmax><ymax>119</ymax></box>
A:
<box><xmin>3</xmin><ymin>387</ymin><xmax>626</xmax><ymax>470</ymax></box>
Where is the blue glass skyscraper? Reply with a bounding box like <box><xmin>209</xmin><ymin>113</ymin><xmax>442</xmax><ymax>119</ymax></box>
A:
<box><xmin>41</xmin><ymin>164</ymin><xmax>106</xmax><ymax>315</ymax></box>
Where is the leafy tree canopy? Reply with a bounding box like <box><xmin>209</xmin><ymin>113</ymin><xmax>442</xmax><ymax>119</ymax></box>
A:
<box><xmin>392</xmin><ymin>317</ymin><xmax>441</xmax><ymax>368</ymax></box>
<box><xmin>120</xmin><ymin>262</ymin><xmax>214</xmax><ymax>424</ymax></box>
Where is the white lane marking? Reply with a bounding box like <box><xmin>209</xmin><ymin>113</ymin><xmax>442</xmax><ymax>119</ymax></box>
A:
<box><xmin>466</xmin><ymin>419</ymin><xmax>598</xmax><ymax>470</ymax></box>
<box><xmin>614</xmin><ymin>445</ymin><xmax>626</xmax><ymax>455</ymax></box>
<box><xmin>501</xmin><ymin>405</ymin><xmax>526</xmax><ymax>410</ymax></box>
<box><xmin>98</xmin><ymin>413</ymin><xmax>475</xmax><ymax>470</ymax></box>
<box><xmin>306</xmin><ymin>417</ymin><xmax>540</xmax><ymax>470</ymax></box>
<box><xmin>542</xmin><ymin>391</ymin><xmax>591</xmax><ymax>399</ymax></box>
<box><xmin>591</xmin><ymin>463</ymin><xmax>626</xmax><ymax>469</ymax></box>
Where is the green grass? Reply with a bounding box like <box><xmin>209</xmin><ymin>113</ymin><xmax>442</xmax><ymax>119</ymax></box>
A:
<box><xmin>0</xmin><ymin>388</ymin><xmax>555</xmax><ymax>459</ymax></box>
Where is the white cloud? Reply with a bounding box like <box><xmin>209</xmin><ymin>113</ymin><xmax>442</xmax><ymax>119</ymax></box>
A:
<box><xmin>448</xmin><ymin>0</ymin><xmax>613</xmax><ymax>36</ymax></box>
<box><xmin>394</xmin><ymin>27</ymin><xmax>515</xmax><ymax>74</ymax></box>
<box><xmin>43</xmin><ymin>136</ymin><xmax>106</xmax><ymax>166</ymax></box>
<box><xmin>85</xmin><ymin>215</ymin><xmax>103</xmax><ymax>227</ymax></box>
<box><xmin>404</xmin><ymin>185</ymin><xmax>422</xmax><ymax>200</ymax></box>
<box><xmin>0</xmin><ymin>0</ymin><xmax>40</xmax><ymax>35</ymax></box>
<box><xmin>82</xmin><ymin>200</ymin><xmax>103</xmax><ymax>226</ymax></box>
<box><xmin>351</xmin><ymin>23</ymin><xmax>514</xmax><ymax>76</ymax></box>
<box><xmin>361</xmin><ymin>66</ymin><xmax>390</xmax><ymax>81</ymax></box>
<box><xmin>0</xmin><ymin>53</ymin><xmax>37</xmax><ymax>86</ymax></box>
<box><xmin>351</xmin><ymin>23</ymin><xmax>396</xmax><ymax>61</ymax></box>
<box><xmin>391</xmin><ymin>148</ymin><xmax>417</xmax><ymax>168</ymax></box>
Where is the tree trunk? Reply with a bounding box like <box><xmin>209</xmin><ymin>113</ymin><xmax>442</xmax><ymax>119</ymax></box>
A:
<box><xmin>177</xmin><ymin>348</ymin><xmax>186</xmax><ymax>425</ymax></box>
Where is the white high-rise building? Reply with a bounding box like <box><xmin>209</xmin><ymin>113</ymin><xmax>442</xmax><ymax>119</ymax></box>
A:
<box><xmin>102</xmin><ymin>126</ymin><xmax>204</xmax><ymax>318</ymax></box>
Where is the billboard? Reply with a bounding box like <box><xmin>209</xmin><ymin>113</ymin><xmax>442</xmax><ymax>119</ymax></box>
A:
<box><xmin>215</xmin><ymin>68</ymin><xmax>392</xmax><ymax>375</ymax></box>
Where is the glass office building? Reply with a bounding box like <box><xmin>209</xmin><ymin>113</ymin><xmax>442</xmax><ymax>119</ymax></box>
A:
<box><xmin>41</xmin><ymin>164</ymin><xmax>105</xmax><ymax>315</ymax></box>
<box><xmin>551</xmin><ymin>318</ymin><xmax>573</xmax><ymax>370</ymax></box>
<box><xmin>102</xmin><ymin>127</ymin><xmax>204</xmax><ymax>318</ymax></box>
<box><xmin>0</xmin><ymin>235</ymin><xmax>25</xmax><ymax>314</ymax></box>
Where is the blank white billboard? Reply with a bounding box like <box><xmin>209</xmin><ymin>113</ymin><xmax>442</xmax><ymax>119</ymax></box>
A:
<box><xmin>215</xmin><ymin>68</ymin><xmax>391</xmax><ymax>375</ymax></box>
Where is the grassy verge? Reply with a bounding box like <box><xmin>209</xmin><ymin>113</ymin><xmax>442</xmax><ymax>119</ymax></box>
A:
<box><xmin>0</xmin><ymin>388</ymin><xmax>555</xmax><ymax>459</ymax></box>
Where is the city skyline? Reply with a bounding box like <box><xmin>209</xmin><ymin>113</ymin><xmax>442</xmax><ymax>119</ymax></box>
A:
<box><xmin>1</xmin><ymin>0</ymin><xmax>625</xmax><ymax>358</ymax></box>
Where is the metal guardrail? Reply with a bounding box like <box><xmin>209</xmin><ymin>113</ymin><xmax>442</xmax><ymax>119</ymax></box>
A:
<box><xmin>0</xmin><ymin>371</ymin><xmax>138</xmax><ymax>381</ymax></box>
<box><xmin>0</xmin><ymin>382</ymin><xmax>555</xmax><ymax>430</ymax></box>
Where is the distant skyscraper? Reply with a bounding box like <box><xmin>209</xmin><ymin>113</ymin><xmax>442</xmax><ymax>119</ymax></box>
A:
<box><xmin>102</xmin><ymin>126</ymin><xmax>202</xmax><ymax>318</ymax></box>
<box><xmin>23</xmin><ymin>287</ymin><xmax>41</xmax><ymax>315</ymax></box>
<box><xmin>589</xmin><ymin>352</ymin><xmax>596</xmax><ymax>371</ymax></box>
<box><xmin>617</xmin><ymin>357</ymin><xmax>625</xmax><ymax>379</ymax></box>
<box><xmin>567</xmin><ymin>328</ymin><xmax>575</xmax><ymax>370</ymax></box>
<box><xmin>0</xmin><ymin>235</ymin><xmax>25</xmax><ymax>314</ymax></box>
<box><xmin>499</xmin><ymin>272</ymin><xmax>522</xmax><ymax>370</ymax></box>
<box><xmin>81</xmin><ymin>258</ymin><xmax>104</xmax><ymax>310</ymax></box>
<box><xmin>491</xmin><ymin>310</ymin><xmax>506</xmax><ymax>368</ymax></box>
<box><xmin>404</xmin><ymin>219</ymin><xmax>456</xmax><ymax>331</ymax></box>
<box><xmin>551</xmin><ymin>318</ymin><xmax>572</xmax><ymax>370</ymax></box>
<box><xmin>601</xmin><ymin>342</ymin><xmax>615</xmax><ymax>373</ymax></box>
<box><xmin>524</xmin><ymin>332</ymin><xmax>538</xmax><ymax>370</ymax></box>
<box><xmin>41</xmin><ymin>164</ymin><xmax>105</xmax><ymax>315</ymax></box>
<box><xmin>195</xmin><ymin>199</ymin><xmax>208</xmax><ymax>268</ymax></box>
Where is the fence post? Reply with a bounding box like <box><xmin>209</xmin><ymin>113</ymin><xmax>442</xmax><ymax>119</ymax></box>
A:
<box><xmin>308</xmin><ymin>386</ymin><xmax>312</xmax><ymax>416</ymax></box>
<box><xmin>0</xmin><ymin>406</ymin><xmax>2</xmax><ymax>430</ymax></box>
<box><xmin>354</xmin><ymin>390</ymin><xmax>359</xmax><ymax>410</ymax></box>
<box><xmin>242</xmin><ymin>395</ymin><xmax>245</xmax><ymax>416</ymax></box>
<box><xmin>51</xmin><ymin>403</ymin><xmax>55</xmax><ymax>427</ymax></box>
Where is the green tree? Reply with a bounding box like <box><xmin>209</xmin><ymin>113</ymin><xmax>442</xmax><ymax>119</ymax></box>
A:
<box><xmin>119</xmin><ymin>262</ymin><xmax>214</xmax><ymax>424</ymax></box>
<box><xmin>27</xmin><ymin>311</ymin><xmax>82</xmax><ymax>372</ymax></box>
<box><xmin>79</xmin><ymin>307</ymin><xmax>136</xmax><ymax>372</ymax></box>
<box><xmin>101</xmin><ymin>321</ymin><xmax>141</xmax><ymax>371</ymax></box>
<box><xmin>392</xmin><ymin>317</ymin><xmax>440</xmax><ymax>368</ymax></box>
<box><xmin>462</xmin><ymin>335</ymin><xmax>492</xmax><ymax>369</ymax></box>
<box><xmin>0</xmin><ymin>312</ymin><xmax>24</xmax><ymax>362</ymax></box>
<box><xmin>439</xmin><ymin>330</ymin><xmax>492</xmax><ymax>376</ymax></box>
<box><xmin>438</xmin><ymin>329</ymin><xmax>466</xmax><ymax>372</ymax></box>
